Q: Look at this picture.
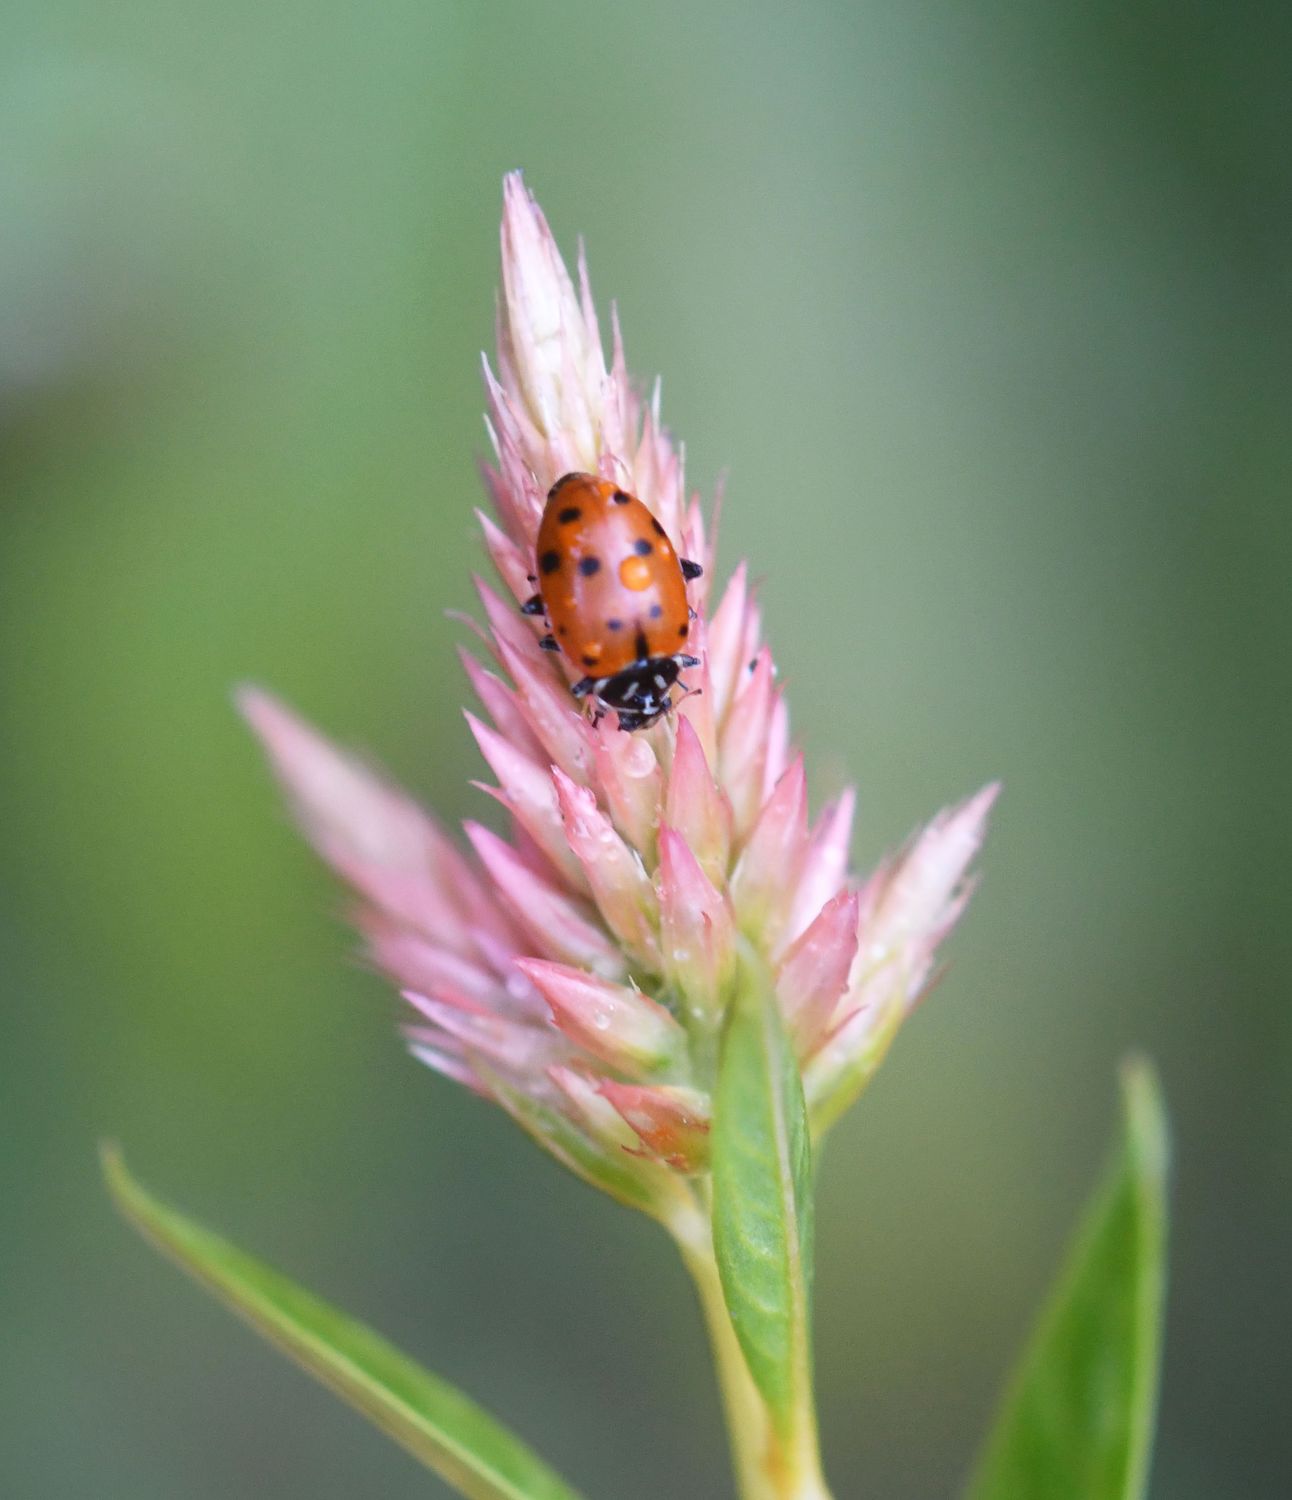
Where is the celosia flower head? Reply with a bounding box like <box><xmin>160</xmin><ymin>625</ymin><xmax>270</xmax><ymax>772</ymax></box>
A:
<box><xmin>241</xmin><ymin>173</ymin><xmax>995</xmax><ymax>1219</ymax></box>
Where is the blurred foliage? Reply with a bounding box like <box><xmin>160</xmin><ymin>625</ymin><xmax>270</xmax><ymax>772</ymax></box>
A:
<box><xmin>1</xmin><ymin>2</ymin><xmax>1287</xmax><ymax>1498</ymax></box>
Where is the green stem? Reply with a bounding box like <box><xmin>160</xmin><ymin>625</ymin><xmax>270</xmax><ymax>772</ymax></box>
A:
<box><xmin>671</xmin><ymin>1202</ymin><xmax>834</xmax><ymax>1500</ymax></box>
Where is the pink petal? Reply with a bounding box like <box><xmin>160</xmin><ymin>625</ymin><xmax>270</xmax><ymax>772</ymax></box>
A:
<box><xmin>705</xmin><ymin>562</ymin><xmax>750</xmax><ymax>724</ymax></box>
<box><xmin>516</xmin><ymin>958</ymin><xmax>685</xmax><ymax>1076</ymax></box>
<box><xmin>494</xmin><ymin>634</ymin><xmax>595</xmax><ymax>784</ymax></box>
<box><xmin>464</xmin><ymin>821</ymin><xmax>625</xmax><ymax>980</ymax></box>
<box><xmin>458</xmin><ymin>648</ymin><xmax>544</xmax><ymax>763</ymax></box>
<box><xmin>475</xmin><ymin>574</ymin><xmax>550</xmax><ymax>665</ymax></box>
<box><xmin>402</xmin><ymin>991</ymin><xmax>559</xmax><ymax>1076</ymax></box>
<box><xmin>407</xmin><ymin>1039</ymin><xmax>488</xmax><ymax>1096</ymax></box>
<box><xmin>596</xmin><ymin>1081</ymin><xmax>711</xmax><ymax>1173</ymax></box>
<box><xmin>239</xmin><ymin>688</ymin><xmax>516</xmax><ymax>961</ymax></box>
<box><xmin>590</xmin><ymin>723</ymin><xmax>663</xmax><ymax>858</ymax></box>
<box><xmin>466</xmin><ymin>713</ymin><xmax>587</xmax><ymax>893</ymax></box>
<box><xmin>762</xmin><ymin>692</ymin><xmax>792</xmax><ymax>802</ymax></box>
<box><xmin>547</xmin><ymin>1065</ymin><xmax>640</xmax><ymax>1153</ymax></box>
<box><xmin>776</xmin><ymin>889</ymin><xmax>861</xmax><ymax>1052</ymax></box>
<box><xmin>719</xmin><ymin>648</ymin><xmax>777</xmax><ymax>837</ymax></box>
<box><xmin>664</xmin><ymin>716</ymin><xmax>732</xmax><ymax>889</ymax></box>
<box><xmin>730</xmin><ymin>754</ymin><xmax>808</xmax><ymax>944</ymax></box>
<box><xmin>552</xmin><ymin>769</ymin><xmax>661</xmax><ymax>968</ymax></box>
<box><xmin>499</xmin><ymin>171</ymin><xmax>605</xmax><ymax>452</ymax></box>
<box><xmin>786</xmin><ymin>787</ymin><xmax>857</xmax><ymax>947</ymax></box>
<box><xmin>477</xmin><ymin>509</ymin><xmax>535</xmax><ymax>606</ymax></box>
<box><xmin>852</xmin><ymin>782</ymin><xmax>998</xmax><ymax>1007</ymax></box>
<box><xmin>360</xmin><ymin>914</ymin><xmax>511</xmax><ymax>1015</ymax></box>
<box><xmin>657</xmin><ymin>825</ymin><xmax>735</xmax><ymax>1026</ymax></box>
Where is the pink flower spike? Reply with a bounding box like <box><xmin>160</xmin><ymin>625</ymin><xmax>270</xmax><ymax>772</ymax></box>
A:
<box><xmin>244</xmin><ymin>176</ymin><xmax>1000</xmax><ymax>1202</ymax></box>
<box><xmin>657</xmin><ymin>825</ymin><xmax>736</xmax><ymax>1028</ymax></box>
<box><xmin>515</xmin><ymin>958</ymin><xmax>685</xmax><ymax>1077</ymax></box>
<box><xmin>597</xmin><ymin>1081</ymin><xmax>712</xmax><ymax>1174</ymax></box>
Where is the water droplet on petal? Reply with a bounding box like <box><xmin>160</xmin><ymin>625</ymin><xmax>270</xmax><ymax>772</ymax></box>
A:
<box><xmin>622</xmin><ymin>741</ymin><xmax>656</xmax><ymax>780</ymax></box>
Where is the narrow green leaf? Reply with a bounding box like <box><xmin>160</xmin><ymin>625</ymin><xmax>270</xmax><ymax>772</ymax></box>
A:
<box><xmin>102</xmin><ymin>1146</ymin><xmax>586</xmax><ymax>1500</ymax></box>
<box><xmin>710</xmin><ymin>942</ymin><xmax>816</xmax><ymax>1446</ymax></box>
<box><xmin>967</xmin><ymin>1059</ymin><xmax>1170</xmax><ymax>1500</ymax></box>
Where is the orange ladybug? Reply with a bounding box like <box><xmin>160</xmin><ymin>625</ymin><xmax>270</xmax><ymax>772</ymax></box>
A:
<box><xmin>520</xmin><ymin>472</ymin><xmax>703</xmax><ymax>731</ymax></box>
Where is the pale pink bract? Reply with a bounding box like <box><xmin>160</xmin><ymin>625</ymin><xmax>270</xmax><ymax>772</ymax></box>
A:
<box><xmin>240</xmin><ymin>173</ymin><xmax>996</xmax><ymax>1218</ymax></box>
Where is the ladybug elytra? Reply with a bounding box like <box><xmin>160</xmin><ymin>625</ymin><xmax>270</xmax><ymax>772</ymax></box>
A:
<box><xmin>520</xmin><ymin>472</ymin><xmax>703</xmax><ymax>731</ymax></box>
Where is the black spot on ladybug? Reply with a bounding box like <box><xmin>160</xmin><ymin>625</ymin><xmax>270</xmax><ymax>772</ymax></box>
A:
<box><xmin>578</xmin><ymin>556</ymin><xmax>601</xmax><ymax>577</ymax></box>
<box><xmin>634</xmin><ymin>630</ymin><xmax>650</xmax><ymax>661</ymax></box>
<box><xmin>582</xmin><ymin>654</ymin><xmax>599</xmax><ymax>667</ymax></box>
<box><xmin>632</xmin><ymin>538</ymin><xmax>653</xmax><ymax>556</ymax></box>
<box><xmin>649</xmin><ymin>603</ymin><xmax>663</xmax><ymax>619</ymax></box>
<box><xmin>607</xmin><ymin>617</ymin><xmax>624</xmax><ymax>631</ymax></box>
<box><xmin>651</xmin><ymin>517</ymin><xmax>665</xmax><ymax>536</ymax></box>
<box><xmin>612</xmin><ymin>489</ymin><xmax>631</xmax><ymax>504</ymax></box>
<box><xmin>540</xmin><ymin>550</ymin><xmax>561</xmax><ymax>574</ymax></box>
<box><xmin>558</xmin><ymin>624</ymin><xmax>568</xmax><ymax>635</ymax></box>
<box><xmin>558</xmin><ymin>506</ymin><xmax>581</xmax><ymax>524</ymax></box>
<box><xmin>678</xmin><ymin>623</ymin><xmax>689</xmax><ymax>638</ymax></box>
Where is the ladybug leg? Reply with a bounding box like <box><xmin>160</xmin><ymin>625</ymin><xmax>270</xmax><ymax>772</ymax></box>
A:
<box><xmin>680</xmin><ymin>558</ymin><xmax>704</xmax><ymax>581</ymax></box>
<box><xmin>520</xmin><ymin>592</ymin><xmax>545</xmax><ymax>616</ymax></box>
<box><xmin>539</xmin><ymin>635</ymin><xmax>561</xmax><ymax>653</ymax></box>
<box><xmin>676</xmin><ymin>654</ymin><xmax>701</xmax><ymax>669</ymax></box>
<box><xmin>571</xmin><ymin>677</ymin><xmax>596</xmax><ymax>698</ymax></box>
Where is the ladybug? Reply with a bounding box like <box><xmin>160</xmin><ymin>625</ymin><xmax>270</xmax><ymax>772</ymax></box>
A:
<box><xmin>520</xmin><ymin>472</ymin><xmax>703</xmax><ymax>731</ymax></box>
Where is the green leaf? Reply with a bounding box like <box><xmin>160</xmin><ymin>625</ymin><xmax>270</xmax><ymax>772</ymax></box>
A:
<box><xmin>102</xmin><ymin>1146</ymin><xmax>586</xmax><ymax>1500</ymax></box>
<box><xmin>710</xmin><ymin>942</ymin><xmax>817</xmax><ymax>1449</ymax></box>
<box><xmin>966</xmin><ymin>1059</ymin><xmax>1170</xmax><ymax>1500</ymax></box>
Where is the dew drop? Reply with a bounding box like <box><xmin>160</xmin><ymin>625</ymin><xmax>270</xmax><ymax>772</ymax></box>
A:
<box><xmin>621</xmin><ymin>740</ymin><xmax>656</xmax><ymax>780</ymax></box>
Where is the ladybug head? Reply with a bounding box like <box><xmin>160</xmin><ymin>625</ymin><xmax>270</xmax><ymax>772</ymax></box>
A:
<box><xmin>576</xmin><ymin>653</ymin><xmax>699</xmax><ymax>732</ymax></box>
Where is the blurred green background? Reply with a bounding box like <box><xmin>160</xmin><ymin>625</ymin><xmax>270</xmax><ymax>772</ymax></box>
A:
<box><xmin>2</xmin><ymin>1</ymin><xmax>1287</xmax><ymax>1495</ymax></box>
